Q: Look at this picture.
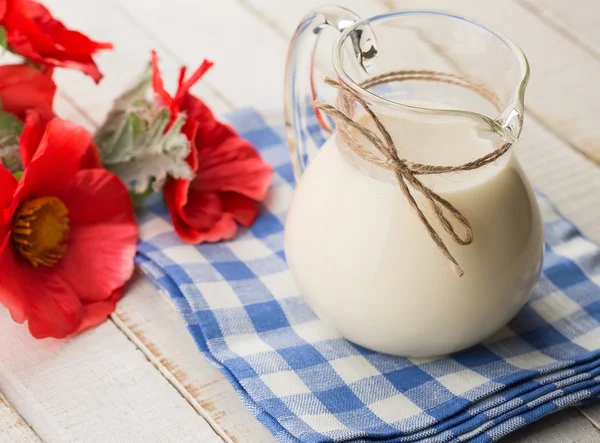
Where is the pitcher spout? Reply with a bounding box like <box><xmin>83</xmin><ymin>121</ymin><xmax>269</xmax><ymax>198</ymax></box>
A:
<box><xmin>497</xmin><ymin>105</ymin><xmax>524</xmax><ymax>143</ymax></box>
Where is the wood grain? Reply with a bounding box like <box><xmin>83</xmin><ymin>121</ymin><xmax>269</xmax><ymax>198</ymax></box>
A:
<box><xmin>0</xmin><ymin>393</ymin><xmax>41</xmax><ymax>443</ymax></box>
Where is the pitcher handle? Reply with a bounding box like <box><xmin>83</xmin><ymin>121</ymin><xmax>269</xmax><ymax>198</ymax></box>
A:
<box><xmin>284</xmin><ymin>6</ymin><xmax>372</xmax><ymax>180</ymax></box>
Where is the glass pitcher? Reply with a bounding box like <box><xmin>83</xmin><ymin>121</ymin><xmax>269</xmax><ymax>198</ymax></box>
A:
<box><xmin>283</xmin><ymin>7</ymin><xmax>544</xmax><ymax>357</ymax></box>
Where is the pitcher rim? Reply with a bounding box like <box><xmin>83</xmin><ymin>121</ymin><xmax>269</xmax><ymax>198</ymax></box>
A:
<box><xmin>332</xmin><ymin>10</ymin><xmax>530</xmax><ymax>121</ymax></box>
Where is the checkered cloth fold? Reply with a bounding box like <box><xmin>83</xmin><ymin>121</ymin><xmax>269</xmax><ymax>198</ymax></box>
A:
<box><xmin>136</xmin><ymin>108</ymin><xmax>600</xmax><ymax>443</ymax></box>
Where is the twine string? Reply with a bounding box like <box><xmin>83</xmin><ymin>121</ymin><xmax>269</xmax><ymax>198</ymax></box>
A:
<box><xmin>314</xmin><ymin>74</ymin><xmax>512</xmax><ymax>276</ymax></box>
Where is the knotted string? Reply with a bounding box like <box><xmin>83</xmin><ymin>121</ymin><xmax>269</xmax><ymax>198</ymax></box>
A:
<box><xmin>314</xmin><ymin>75</ymin><xmax>512</xmax><ymax>276</ymax></box>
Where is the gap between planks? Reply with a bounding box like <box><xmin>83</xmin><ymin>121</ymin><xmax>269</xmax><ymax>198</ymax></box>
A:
<box><xmin>56</xmin><ymin>92</ymin><xmax>98</xmax><ymax>128</ymax></box>
<box><xmin>110</xmin><ymin>293</ymin><xmax>233</xmax><ymax>443</ymax></box>
<box><xmin>0</xmin><ymin>392</ymin><xmax>42</xmax><ymax>443</ymax></box>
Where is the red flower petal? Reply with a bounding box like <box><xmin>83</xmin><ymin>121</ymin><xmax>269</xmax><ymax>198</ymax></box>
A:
<box><xmin>180</xmin><ymin>94</ymin><xmax>272</xmax><ymax>201</ymax></box>
<box><xmin>1</xmin><ymin>0</ymin><xmax>112</xmax><ymax>82</ymax></box>
<box><xmin>151</xmin><ymin>50</ymin><xmax>172</xmax><ymax>107</ymax></box>
<box><xmin>163</xmin><ymin>180</ymin><xmax>231</xmax><ymax>243</ymax></box>
<box><xmin>180</xmin><ymin>93</ymin><xmax>233</xmax><ymax>148</ymax></box>
<box><xmin>164</xmin><ymin>178</ymin><xmax>195</xmax><ymax>243</ymax></box>
<box><xmin>164</xmin><ymin>181</ymin><xmax>241</xmax><ymax>244</ymax></box>
<box><xmin>14</xmin><ymin>117</ymin><xmax>92</xmax><ymax>205</ymax></box>
<box><xmin>21</xmin><ymin>113</ymin><xmax>100</xmax><ymax>170</ymax></box>
<box><xmin>172</xmin><ymin>106</ymin><xmax>272</xmax><ymax>243</ymax></box>
<box><xmin>180</xmin><ymin>188</ymin><xmax>223</xmax><ymax>231</ymax></box>
<box><xmin>181</xmin><ymin>118</ymin><xmax>199</xmax><ymax>172</ymax></box>
<box><xmin>19</xmin><ymin>111</ymin><xmax>44</xmax><ymax>168</ymax></box>
<box><xmin>76</xmin><ymin>286</ymin><xmax>123</xmax><ymax>334</ymax></box>
<box><xmin>0</xmin><ymin>64</ymin><xmax>55</xmax><ymax>122</ymax></box>
<box><xmin>173</xmin><ymin>59</ymin><xmax>213</xmax><ymax>106</ymax></box>
<box><xmin>220</xmin><ymin>192</ymin><xmax>262</xmax><ymax>227</ymax></box>
<box><xmin>0</xmin><ymin>237</ymin><xmax>82</xmax><ymax>338</ymax></box>
<box><xmin>151</xmin><ymin>52</ymin><xmax>272</xmax><ymax>245</ymax></box>
<box><xmin>0</xmin><ymin>165</ymin><xmax>17</xmax><ymax>236</ymax></box>
<box><xmin>195</xmin><ymin>137</ymin><xmax>273</xmax><ymax>200</ymax></box>
<box><xmin>0</xmin><ymin>163</ymin><xmax>17</xmax><ymax>209</ymax></box>
<box><xmin>201</xmin><ymin>213</ymin><xmax>238</xmax><ymax>242</ymax></box>
<box><xmin>54</xmin><ymin>169</ymin><xmax>137</xmax><ymax>302</ymax></box>
<box><xmin>0</xmin><ymin>233</ymin><xmax>26</xmax><ymax>323</ymax></box>
<box><xmin>80</xmin><ymin>140</ymin><xmax>103</xmax><ymax>169</ymax></box>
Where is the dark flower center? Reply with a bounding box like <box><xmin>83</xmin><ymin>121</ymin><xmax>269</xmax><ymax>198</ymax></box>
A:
<box><xmin>12</xmin><ymin>197</ymin><xmax>70</xmax><ymax>267</ymax></box>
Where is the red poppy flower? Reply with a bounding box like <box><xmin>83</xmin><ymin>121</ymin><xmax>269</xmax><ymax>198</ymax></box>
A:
<box><xmin>0</xmin><ymin>0</ymin><xmax>113</xmax><ymax>82</ymax></box>
<box><xmin>0</xmin><ymin>63</ymin><xmax>55</xmax><ymax>121</ymax></box>
<box><xmin>0</xmin><ymin>113</ymin><xmax>137</xmax><ymax>338</ymax></box>
<box><xmin>151</xmin><ymin>51</ymin><xmax>273</xmax><ymax>244</ymax></box>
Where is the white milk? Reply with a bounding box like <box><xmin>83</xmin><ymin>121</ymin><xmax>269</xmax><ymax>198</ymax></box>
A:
<box><xmin>285</xmin><ymin>110</ymin><xmax>544</xmax><ymax>357</ymax></box>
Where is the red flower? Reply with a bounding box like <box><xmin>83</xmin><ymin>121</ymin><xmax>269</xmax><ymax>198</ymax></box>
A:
<box><xmin>0</xmin><ymin>65</ymin><xmax>100</xmax><ymax>172</ymax></box>
<box><xmin>0</xmin><ymin>113</ymin><xmax>137</xmax><ymax>338</ymax></box>
<box><xmin>151</xmin><ymin>51</ymin><xmax>273</xmax><ymax>243</ymax></box>
<box><xmin>0</xmin><ymin>64</ymin><xmax>55</xmax><ymax>121</ymax></box>
<box><xmin>0</xmin><ymin>0</ymin><xmax>112</xmax><ymax>82</ymax></box>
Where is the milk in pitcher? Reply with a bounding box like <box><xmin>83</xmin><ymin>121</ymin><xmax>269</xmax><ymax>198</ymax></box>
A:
<box><xmin>285</xmin><ymin>107</ymin><xmax>543</xmax><ymax>357</ymax></box>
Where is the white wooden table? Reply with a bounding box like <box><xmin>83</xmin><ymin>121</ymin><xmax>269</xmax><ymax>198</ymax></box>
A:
<box><xmin>1</xmin><ymin>0</ymin><xmax>600</xmax><ymax>442</ymax></box>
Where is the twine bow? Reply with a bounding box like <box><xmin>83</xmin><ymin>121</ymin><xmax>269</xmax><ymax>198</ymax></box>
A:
<box><xmin>314</xmin><ymin>76</ymin><xmax>512</xmax><ymax>277</ymax></box>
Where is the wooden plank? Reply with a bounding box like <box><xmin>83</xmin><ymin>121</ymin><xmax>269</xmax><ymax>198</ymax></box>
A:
<box><xmin>384</xmin><ymin>0</ymin><xmax>600</xmax><ymax>164</ymax></box>
<box><xmin>112</xmin><ymin>275</ymin><xmax>275</xmax><ymax>443</ymax></box>
<box><xmin>0</xmin><ymin>305</ymin><xmax>223</xmax><ymax>443</ymax></box>
<box><xmin>0</xmin><ymin>392</ymin><xmax>41</xmax><ymax>443</ymax></box>
<box><xmin>44</xmin><ymin>0</ymin><xmax>231</xmax><ymax>126</ymax></box>
<box><xmin>519</xmin><ymin>0</ymin><xmax>600</xmax><ymax>60</ymax></box>
<box><xmin>502</xmin><ymin>407</ymin><xmax>600</xmax><ymax>442</ymax></box>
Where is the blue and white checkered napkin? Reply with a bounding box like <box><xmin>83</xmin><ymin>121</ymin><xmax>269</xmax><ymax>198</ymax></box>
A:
<box><xmin>136</xmin><ymin>108</ymin><xmax>600</xmax><ymax>443</ymax></box>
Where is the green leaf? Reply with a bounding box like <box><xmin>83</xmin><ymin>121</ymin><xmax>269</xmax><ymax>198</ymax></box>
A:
<box><xmin>104</xmin><ymin>110</ymin><xmax>192</xmax><ymax>194</ymax></box>
<box><xmin>0</xmin><ymin>111</ymin><xmax>24</xmax><ymax>135</ymax></box>
<box><xmin>94</xmin><ymin>64</ymin><xmax>152</xmax><ymax>153</ymax></box>
<box><xmin>94</xmin><ymin>63</ymin><xmax>194</xmax><ymax>195</ymax></box>
<box><xmin>0</xmin><ymin>27</ymin><xmax>8</xmax><ymax>52</ymax></box>
<box><xmin>0</xmin><ymin>111</ymin><xmax>24</xmax><ymax>173</ymax></box>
